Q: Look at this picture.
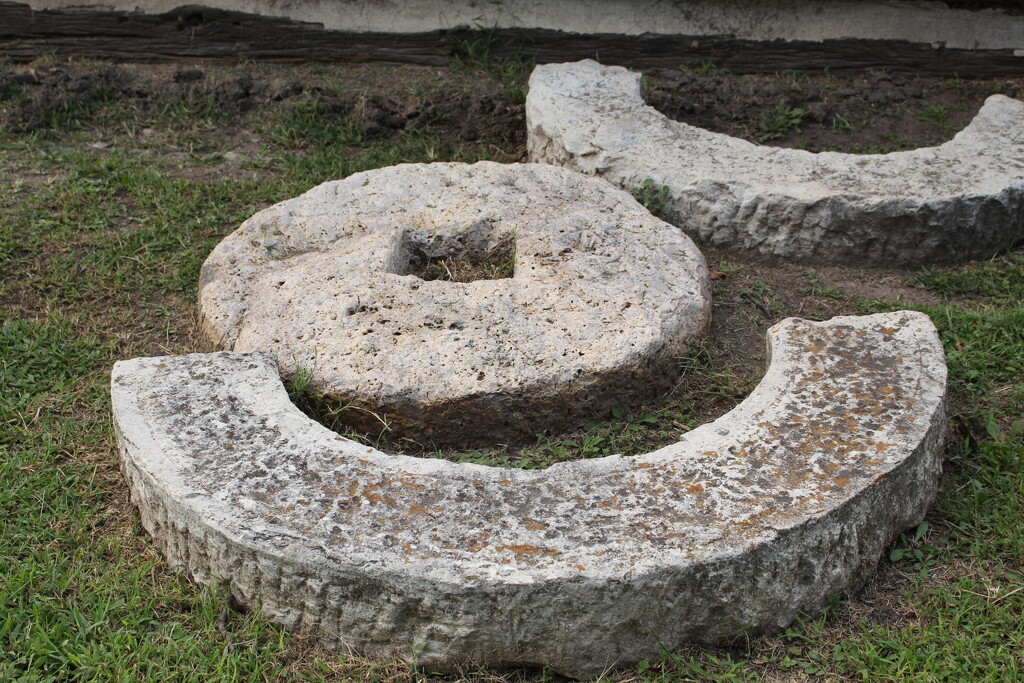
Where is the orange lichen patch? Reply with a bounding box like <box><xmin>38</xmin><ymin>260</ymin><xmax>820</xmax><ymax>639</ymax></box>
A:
<box><xmin>686</xmin><ymin>483</ymin><xmax>705</xmax><ymax>494</ymax></box>
<box><xmin>525</xmin><ymin>523</ymin><xmax>547</xmax><ymax>531</ymax></box>
<box><xmin>407</xmin><ymin>505</ymin><xmax>428</xmax><ymax>515</ymax></box>
<box><xmin>361</xmin><ymin>483</ymin><xmax>383</xmax><ymax>504</ymax></box>
<box><xmin>397</xmin><ymin>478</ymin><xmax>427</xmax><ymax>492</ymax></box>
<box><xmin>495</xmin><ymin>544</ymin><xmax>559</xmax><ymax>557</ymax></box>
<box><xmin>833</xmin><ymin>477</ymin><xmax>850</xmax><ymax>487</ymax></box>
<box><xmin>576</xmin><ymin>565</ymin><xmax>586</xmax><ymax>571</ymax></box>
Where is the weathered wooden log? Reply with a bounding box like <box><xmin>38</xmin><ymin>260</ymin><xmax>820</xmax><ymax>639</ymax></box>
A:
<box><xmin>2</xmin><ymin>1</ymin><xmax>1022</xmax><ymax>76</ymax></box>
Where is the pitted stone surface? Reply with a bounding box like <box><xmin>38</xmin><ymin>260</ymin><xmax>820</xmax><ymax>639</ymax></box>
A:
<box><xmin>198</xmin><ymin>161</ymin><xmax>710</xmax><ymax>445</ymax></box>
<box><xmin>113</xmin><ymin>311</ymin><xmax>946</xmax><ymax>678</ymax></box>
<box><xmin>527</xmin><ymin>59</ymin><xmax>1024</xmax><ymax>267</ymax></box>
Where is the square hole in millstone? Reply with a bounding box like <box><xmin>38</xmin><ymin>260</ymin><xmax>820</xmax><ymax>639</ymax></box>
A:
<box><xmin>396</xmin><ymin>227</ymin><xmax>515</xmax><ymax>283</ymax></box>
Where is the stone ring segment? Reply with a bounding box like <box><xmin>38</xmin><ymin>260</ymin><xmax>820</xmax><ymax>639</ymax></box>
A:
<box><xmin>526</xmin><ymin>59</ymin><xmax>1024</xmax><ymax>267</ymax></box>
<box><xmin>198</xmin><ymin>161</ymin><xmax>711</xmax><ymax>445</ymax></box>
<box><xmin>112</xmin><ymin>310</ymin><xmax>946</xmax><ymax>678</ymax></box>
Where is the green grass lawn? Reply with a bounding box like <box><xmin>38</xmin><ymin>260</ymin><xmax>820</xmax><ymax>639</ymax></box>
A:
<box><xmin>2</xmin><ymin>63</ymin><xmax>1022</xmax><ymax>681</ymax></box>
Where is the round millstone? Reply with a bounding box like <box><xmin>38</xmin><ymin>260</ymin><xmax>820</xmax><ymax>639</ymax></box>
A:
<box><xmin>198</xmin><ymin>161</ymin><xmax>711</xmax><ymax>445</ymax></box>
<box><xmin>527</xmin><ymin>59</ymin><xmax>1024</xmax><ymax>267</ymax></box>
<box><xmin>112</xmin><ymin>310</ymin><xmax>946</xmax><ymax>678</ymax></box>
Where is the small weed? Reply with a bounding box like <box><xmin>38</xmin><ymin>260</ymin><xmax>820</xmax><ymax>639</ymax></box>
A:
<box><xmin>880</xmin><ymin>100</ymin><xmax>911</xmax><ymax>119</ymax></box>
<box><xmin>918</xmin><ymin>105</ymin><xmax>950</xmax><ymax>123</ymax></box>
<box><xmin>800</xmin><ymin>270</ymin><xmax>849</xmax><ymax>300</ymax></box>
<box><xmin>832</xmin><ymin>112</ymin><xmax>854</xmax><ymax>133</ymax></box>
<box><xmin>889</xmin><ymin>521</ymin><xmax>940</xmax><ymax>573</ymax></box>
<box><xmin>490</xmin><ymin>55</ymin><xmax>533</xmax><ymax>105</ymax></box>
<box><xmin>757</xmin><ymin>102</ymin><xmax>810</xmax><ymax>142</ymax></box>
<box><xmin>286</xmin><ymin>365</ymin><xmax>315</xmax><ymax>403</ymax></box>
<box><xmin>268</xmin><ymin>98</ymin><xmax>362</xmax><ymax>150</ymax></box>
<box><xmin>632</xmin><ymin>178</ymin><xmax>670</xmax><ymax>216</ymax></box>
<box><xmin>943</xmin><ymin>74</ymin><xmax>965</xmax><ymax>89</ymax></box>
<box><xmin>739</xmin><ymin>279</ymin><xmax>772</xmax><ymax>297</ymax></box>
<box><xmin>782</xmin><ymin>69</ymin><xmax>812</xmax><ymax>88</ymax></box>
<box><xmin>447</xmin><ymin>22</ymin><xmax>532</xmax><ymax>104</ymax></box>
<box><xmin>448</xmin><ymin>21</ymin><xmax>501</xmax><ymax>69</ymax></box>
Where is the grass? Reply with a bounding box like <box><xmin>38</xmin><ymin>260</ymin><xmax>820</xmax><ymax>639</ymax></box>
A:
<box><xmin>447</xmin><ymin>22</ymin><xmax>532</xmax><ymax>104</ymax></box>
<box><xmin>757</xmin><ymin>102</ymin><xmax>810</xmax><ymax>142</ymax></box>
<box><xmin>2</xmin><ymin>60</ymin><xmax>1024</xmax><ymax>681</ymax></box>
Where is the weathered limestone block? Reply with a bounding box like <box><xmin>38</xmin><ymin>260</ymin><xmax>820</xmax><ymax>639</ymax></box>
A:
<box><xmin>527</xmin><ymin>59</ymin><xmax>1024</xmax><ymax>267</ymax></box>
<box><xmin>112</xmin><ymin>310</ymin><xmax>946</xmax><ymax>678</ymax></box>
<box><xmin>198</xmin><ymin>161</ymin><xmax>711</xmax><ymax>445</ymax></box>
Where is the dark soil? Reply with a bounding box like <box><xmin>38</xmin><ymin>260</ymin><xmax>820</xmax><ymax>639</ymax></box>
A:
<box><xmin>644</xmin><ymin>67</ymin><xmax>1024</xmax><ymax>152</ymax></box>
<box><xmin>0</xmin><ymin>60</ymin><xmax>527</xmax><ymax>152</ymax></box>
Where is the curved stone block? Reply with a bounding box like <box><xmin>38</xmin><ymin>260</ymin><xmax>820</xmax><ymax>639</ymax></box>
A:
<box><xmin>198</xmin><ymin>161</ymin><xmax>710</xmax><ymax>445</ymax></box>
<box><xmin>526</xmin><ymin>59</ymin><xmax>1024</xmax><ymax>267</ymax></box>
<box><xmin>112</xmin><ymin>311</ymin><xmax>945</xmax><ymax>678</ymax></box>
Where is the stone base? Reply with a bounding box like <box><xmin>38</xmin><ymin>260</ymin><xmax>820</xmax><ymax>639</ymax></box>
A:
<box><xmin>527</xmin><ymin>59</ymin><xmax>1024</xmax><ymax>267</ymax></box>
<box><xmin>198</xmin><ymin>161</ymin><xmax>710</xmax><ymax>446</ymax></box>
<box><xmin>113</xmin><ymin>311</ymin><xmax>946</xmax><ymax>677</ymax></box>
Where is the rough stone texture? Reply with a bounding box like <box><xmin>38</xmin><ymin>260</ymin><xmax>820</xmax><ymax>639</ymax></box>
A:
<box><xmin>527</xmin><ymin>59</ymin><xmax>1024</xmax><ymax>267</ymax></box>
<box><xmin>198</xmin><ymin>161</ymin><xmax>710</xmax><ymax>445</ymax></box>
<box><xmin>112</xmin><ymin>311</ymin><xmax>946</xmax><ymax>678</ymax></box>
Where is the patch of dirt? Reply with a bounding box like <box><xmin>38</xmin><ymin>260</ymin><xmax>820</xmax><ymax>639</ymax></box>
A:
<box><xmin>644</xmin><ymin>67</ymin><xmax>1024</xmax><ymax>152</ymax></box>
<box><xmin>0</xmin><ymin>60</ymin><xmax>526</xmax><ymax>153</ymax></box>
<box><xmin>660</xmin><ymin>247</ymin><xmax>942</xmax><ymax>430</ymax></box>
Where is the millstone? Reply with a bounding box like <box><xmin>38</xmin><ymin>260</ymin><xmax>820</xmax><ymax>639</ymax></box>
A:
<box><xmin>198</xmin><ymin>161</ymin><xmax>711</xmax><ymax>445</ymax></box>
<box><xmin>526</xmin><ymin>59</ymin><xmax>1024</xmax><ymax>267</ymax></box>
<box><xmin>112</xmin><ymin>310</ymin><xmax>946</xmax><ymax>678</ymax></box>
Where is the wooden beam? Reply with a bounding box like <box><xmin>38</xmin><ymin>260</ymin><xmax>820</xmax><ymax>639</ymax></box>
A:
<box><xmin>2</xmin><ymin>2</ymin><xmax>1022</xmax><ymax>77</ymax></box>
